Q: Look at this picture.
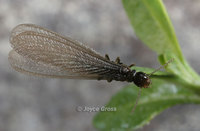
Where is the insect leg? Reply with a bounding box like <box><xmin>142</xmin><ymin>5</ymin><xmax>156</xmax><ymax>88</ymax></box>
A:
<box><xmin>106</xmin><ymin>78</ymin><xmax>113</xmax><ymax>82</ymax></box>
<box><xmin>105</xmin><ymin>54</ymin><xmax>110</xmax><ymax>61</ymax></box>
<box><xmin>115</xmin><ymin>57</ymin><xmax>122</xmax><ymax>64</ymax></box>
<box><xmin>97</xmin><ymin>76</ymin><xmax>104</xmax><ymax>81</ymax></box>
<box><xmin>129</xmin><ymin>64</ymin><xmax>135</xmax><ymax>68</ymax></box>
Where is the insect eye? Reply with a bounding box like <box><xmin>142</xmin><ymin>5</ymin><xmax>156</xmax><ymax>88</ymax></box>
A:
<box><xmin>143</xmin><ymin>76</ymin><xmax>147</xmax><ymax>79</ymax></box>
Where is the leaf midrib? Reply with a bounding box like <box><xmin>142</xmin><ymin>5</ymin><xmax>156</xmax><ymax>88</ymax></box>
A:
<box><xmin>137</xmin><ymin>94</ymin><xmax>200</xmax><ymax>106</ymax></box>
<box><xmin>141</xmin><ymin>0</ymin><xmax>182</xmax><ymax>58</ymax></box>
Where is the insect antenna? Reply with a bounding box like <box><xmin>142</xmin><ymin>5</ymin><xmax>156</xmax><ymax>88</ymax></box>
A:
<box><xmin>131</xmin><ymin>87</ymin><xmax>142</xmax><ymax>113</ymax></box>
<box><xmin>131</xmin><ymin>58</ymin><xmax>174</xmax><ymax>114</ymax></box>
<box><xmin>148</xmin><ymin>58</ymin><xmax>174</xmax><ymax>77</ymax></box>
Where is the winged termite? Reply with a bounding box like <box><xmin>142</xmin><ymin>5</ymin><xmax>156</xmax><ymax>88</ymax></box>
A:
<box><xmin>9</xmin><ymin>24</ymin><xmax>173</xmax><ymax>89</ymax></box>
<box><xmin>9</xmin><ymin>24</ymin><xmax>175</xmax><ymax>112</ymax></box>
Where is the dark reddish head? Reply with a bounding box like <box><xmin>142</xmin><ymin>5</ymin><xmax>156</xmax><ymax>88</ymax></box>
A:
<box><xmin>133</xmin><ymin>72</ymin><xmax>151</xmax><ymax>88</ymax></box>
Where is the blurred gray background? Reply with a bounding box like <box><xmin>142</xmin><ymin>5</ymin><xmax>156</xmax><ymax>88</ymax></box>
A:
<box><xmin>0</xmin><ymin>0</ymin><xmax>200</xmax><ymax>131</ymax></box>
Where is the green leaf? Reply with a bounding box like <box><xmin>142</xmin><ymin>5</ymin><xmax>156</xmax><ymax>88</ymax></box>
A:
<box><xmin>122</xmin><ymin>0</ymin><xmax>181</xmax><ymax>58</ymax></box>
<box><xmin>93</xmin><ymin>0</ymin><xmax>200</xmax><ymax>131</ymax></box>
<box><xmin>122</xmin><ymin>0</ymin><xmax>200</xmax><ymax>87</ymax></box>
<box><xmin>93</xmin><ymin>78</ymin><xmax>200</xmax><ymax>131</ymax></box>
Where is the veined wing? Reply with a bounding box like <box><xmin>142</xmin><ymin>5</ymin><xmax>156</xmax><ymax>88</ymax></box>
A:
<box><xmin>9</xmin><ymin>24</ymin><xmax>121</xmax><ymax>79</ymax></box>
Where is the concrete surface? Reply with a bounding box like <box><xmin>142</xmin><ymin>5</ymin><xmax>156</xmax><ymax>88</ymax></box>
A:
<box><xmin>0</xmin><ymin>0</ymin><xmax>199</xmax><ymax>131</ymax></box>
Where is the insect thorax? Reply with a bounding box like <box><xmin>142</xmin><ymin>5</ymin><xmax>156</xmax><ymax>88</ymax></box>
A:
<box><xmin>110</xmin><ymin>66</ymin><xmax>136</xmax><ymax>82</ymax></box>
